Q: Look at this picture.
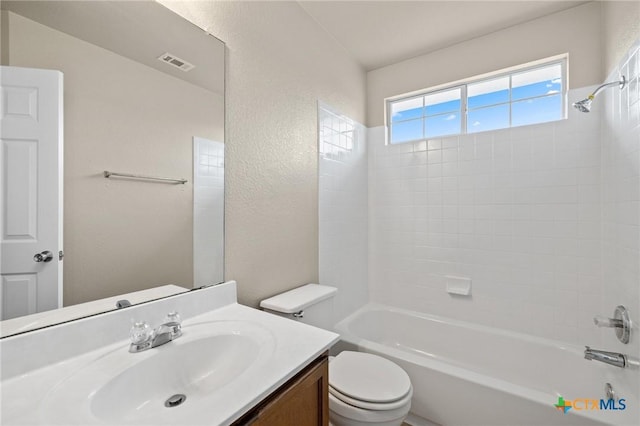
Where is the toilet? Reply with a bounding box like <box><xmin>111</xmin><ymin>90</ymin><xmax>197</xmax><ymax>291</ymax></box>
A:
<box><xmin>260</xmin><ymin>284</ymin><xmax>412</xmax><ymax>426</ymax></box>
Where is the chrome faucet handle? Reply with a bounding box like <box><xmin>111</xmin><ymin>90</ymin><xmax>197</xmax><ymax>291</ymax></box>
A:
<box><xmin>129</xmin><ymin>321</ymin><xmax>153</xmax><ymax>352</ymax></box>
<box><xmin>593</xmin><ymin>316</ymin><xmax>623</xmax><ymax>328</ymax></box>
<box><xmin>163</xmin><ymin>312</ymin><xmax>183</xmax><ymax>338</ymax></box>
<box><xmin>593</xmin><ymin>306</ymin><xmax>631</xmax><ymax>344</ymax></box>
<box><xmin>129</xmin><ymin>313</ymin><xmax>183</xmax><ymax>353</ymax></box>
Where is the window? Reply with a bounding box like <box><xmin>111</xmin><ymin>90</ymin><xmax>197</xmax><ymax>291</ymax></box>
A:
<box><xmin>387</xmin><ymin>59</ymin><xmax>565</xmax><ymax>144</ymax></box>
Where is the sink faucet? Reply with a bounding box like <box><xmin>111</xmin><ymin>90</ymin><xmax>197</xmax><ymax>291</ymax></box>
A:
<box><xmin>129</xmin><ymin>312</ymin><xmax>183</xmax><ymax>353</ymax></box>
<box><xmin>584</xmin><ymin>346</ymin><xmax>627</xmax><ymax>368</ymax></box>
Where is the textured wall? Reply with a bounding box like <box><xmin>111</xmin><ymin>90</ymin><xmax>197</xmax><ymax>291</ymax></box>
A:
<box><xmin>4</xmin><ymin>11</ymin><xmax>222</xmax><ymax>305</ymax></box>
<box><xmin>602</xmin><ymin>1</ymin><xmax>640</xmax><ymax>75</ymax></box>
<box><xmin>366</xmin><ymin>2</ymin><xmax>603</xmax><ymax>127</ymax></box>
<box><xmin>160</xmin><ymin>1</ymin><xmax>367</xmax><ymax>307</ymax></box>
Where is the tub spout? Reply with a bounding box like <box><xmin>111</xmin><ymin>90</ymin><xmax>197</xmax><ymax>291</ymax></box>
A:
<box><xmin>584</xmin><ymin>346</ymin><xmax>627</xmax><ymax>368</ymax></box>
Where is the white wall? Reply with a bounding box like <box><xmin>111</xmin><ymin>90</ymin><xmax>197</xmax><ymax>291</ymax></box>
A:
<box><xmin>161</xmin><ymin>1</ymin><xmax>367</xmax><ymax>307</ymax></box>
<box><xmin>367</xmin><ymin>2</ymin><xmax>602</xmax><ymax>127</ymax></box>
<box><xmin>601</xmin><ymin>39</ymin><xmax>639</xmax><ymax>407</ymax></box>
<box><xmin>318</xmin><ymin>103</ymin><xmax>368</xmax><ymax>324</ymax></box>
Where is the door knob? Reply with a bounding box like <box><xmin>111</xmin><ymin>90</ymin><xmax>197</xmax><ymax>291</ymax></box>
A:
<box><xmin>33</xmin><ymin>250</ymin><xmax>53</xmax><ymax>263</ymax></box>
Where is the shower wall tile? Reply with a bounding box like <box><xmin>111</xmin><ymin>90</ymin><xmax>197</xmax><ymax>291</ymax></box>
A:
<box><xmin>601</xmin><ymin>39</ymin><xmax>640</xmax><ymax>385</ymax></box>
<box><xmin>318</xmin><ymin>102</ymin><xmax>369</xmax><ymax>324</ymax></box>
<box><xmin>368</xmin><ymin>87</ymin><xmax>603</xmax><ymax>345</ymax></box>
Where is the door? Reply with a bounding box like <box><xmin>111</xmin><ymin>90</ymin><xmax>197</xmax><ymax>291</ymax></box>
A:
<box><xmin>0</xmin><ymin>66</ymin><xmax>63</xmax><ymax>320</ymax></box>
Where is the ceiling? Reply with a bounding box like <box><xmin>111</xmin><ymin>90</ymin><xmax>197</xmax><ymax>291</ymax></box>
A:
<box><xmin>2</xmin><ymin>1</ymin><xmax>225</xmax><ymax>94</ymax></box>
<box><xmin>298</xmin><ymin>1</ymin><xmax>589</xmax><ymax>71</ymax></box>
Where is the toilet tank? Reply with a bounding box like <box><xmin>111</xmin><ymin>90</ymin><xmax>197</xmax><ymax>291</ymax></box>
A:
<box><xmin>260</xmin><ymin>284</ymin><xmax>337</xmax><ymax>330</ymax></box>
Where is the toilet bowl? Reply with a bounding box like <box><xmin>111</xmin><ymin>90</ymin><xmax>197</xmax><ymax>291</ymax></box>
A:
<box><xmin>328</xmin><ymin>351</ymin><xmax>412</xmax><ymax>426</ymax></box>
<box><xmin>260</xmin><ymin>284</ymin><xmax>412</xmax><ymax>426</ymax></box>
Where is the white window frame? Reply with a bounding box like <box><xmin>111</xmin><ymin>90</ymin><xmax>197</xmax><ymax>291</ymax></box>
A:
<box><xmin>385</xmin><ymin>56</ymin><xmax>567</xmax><ymax>144</ymax></box>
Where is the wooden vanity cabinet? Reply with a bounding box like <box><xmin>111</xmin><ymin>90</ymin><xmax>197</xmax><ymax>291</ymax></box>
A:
<box><xmin>232</xmin><ymin>352</ymin><xmax>329</xmax><ymax>426</ymax></box>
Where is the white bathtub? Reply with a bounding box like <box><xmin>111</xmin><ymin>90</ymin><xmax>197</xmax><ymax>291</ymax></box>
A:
<box><xmin>334</xmin><ymin>304</ymin><xmax>638</xmax><ymax>426</ymax></box>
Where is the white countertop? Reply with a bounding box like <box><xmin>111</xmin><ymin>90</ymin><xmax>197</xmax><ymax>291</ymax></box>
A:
<box><xmin>0</xmin><ymin>282</ymin><xmax>339</xmax><ymax>425</ymax></box>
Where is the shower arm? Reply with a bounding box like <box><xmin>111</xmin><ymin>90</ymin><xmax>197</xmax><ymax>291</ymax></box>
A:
<box><xmin>588</xmin><ymin>76</ymin><xmax>626</xmax><ymax>99</ymax></box>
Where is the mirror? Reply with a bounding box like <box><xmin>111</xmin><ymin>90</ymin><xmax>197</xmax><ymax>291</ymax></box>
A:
<box><xmin>0</xmin><ymin>0</ymin><xmax>224</xmax><ymax>337</ymax></box>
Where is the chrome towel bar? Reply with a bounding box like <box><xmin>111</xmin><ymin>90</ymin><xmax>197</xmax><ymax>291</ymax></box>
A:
<box><xmin>103</xmin><ymin>170</ymin><xmax>187</xmax><ymax>184</ymax></box>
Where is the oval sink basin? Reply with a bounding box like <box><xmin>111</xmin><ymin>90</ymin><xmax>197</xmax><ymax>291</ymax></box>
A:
<box><xmin>91</xmin><ymin>334</ymin><xmax>258</xmax><ymax>422</ymax></box>
<box><xmin>39</xmin><ymin>320</ymin><xmax>276</xmax><ymax>425</ymax></box>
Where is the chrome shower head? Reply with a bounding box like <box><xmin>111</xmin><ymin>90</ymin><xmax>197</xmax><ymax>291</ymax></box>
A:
<box><xmin>572</xmin><ymin>76</ymin><xmax>626</xmax><ymax>113</ymax></box>
<box><xmin>573</xmin><ymin>97</ymin><xmax>593</xmax><ymax>113</ymax></box>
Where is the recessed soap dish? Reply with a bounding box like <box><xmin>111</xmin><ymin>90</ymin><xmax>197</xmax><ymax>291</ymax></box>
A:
<box><xmin>446</xmin><ymin>276</ymin><xmax>471</xmax><ymax>296</ymax></box>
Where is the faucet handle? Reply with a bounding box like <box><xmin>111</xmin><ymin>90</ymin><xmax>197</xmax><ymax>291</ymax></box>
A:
<box><xmin>130</xmin><ymin>321</ymin><xmax>152</xmax><ymax>344</ymax></box>
<box><xmin>593</xmin><ymin>316</ymin><xmax>623</xmax><ymax>328</ymax></box>
<box><xmin>163</xmin><ymin>312</ymin><xmax>183</xmax><ymax>338</ymax></box>
<box><xmin>164</xmin><ymin>311</ymin><xmax>182</xmax><ymax>325</ymax></box>
<box><xmin>593</xmin><ymin>306</ymin><xmax>631</xmax><ymax>344</ymax></box>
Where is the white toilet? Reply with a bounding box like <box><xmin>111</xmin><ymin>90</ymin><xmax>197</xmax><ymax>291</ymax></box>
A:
<box><xmin>260</xmin><ymin>284</ymin><xmax>412</xmax><ymax>426</ymax></box>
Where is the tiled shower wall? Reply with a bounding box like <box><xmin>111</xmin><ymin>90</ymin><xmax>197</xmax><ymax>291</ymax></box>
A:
<box><xmin>601</xmin><ymin>41</ymin><xmax>639</xmax><ymax>371</ymax></box>
<box><xmin>368</xmin><ymin>88</ymin><xmax>604</xmax><ymax>345</ymax></box>
<box><xmin>318</xmin><ymin>103</ymin><xmax>369</xmax><ymax>324</ymax></box>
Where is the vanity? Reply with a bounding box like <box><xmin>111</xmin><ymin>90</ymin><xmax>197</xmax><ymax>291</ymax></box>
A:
<box><xmin>0</xmin><ymin>281</ymin><xmax>338</xmax><ymax>425</ymax></box>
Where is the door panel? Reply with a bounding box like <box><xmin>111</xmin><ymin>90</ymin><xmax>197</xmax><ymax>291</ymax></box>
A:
<box><xmin>1</xmin><ymin>274</ymin><xmax>37</xmax><ymax>320</ymax></box>
<box><xmin>0</xmin><ymin>66</ymin><xmax>63</xmax><ymax>320</ymax></box>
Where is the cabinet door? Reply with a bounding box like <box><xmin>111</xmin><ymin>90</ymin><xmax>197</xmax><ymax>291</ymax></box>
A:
<box><xmin>238</xmin><ymin>355</ymin><xmax>329</xmax><ymax>426</ymax></box>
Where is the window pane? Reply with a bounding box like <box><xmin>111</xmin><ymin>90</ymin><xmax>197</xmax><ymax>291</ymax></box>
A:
<box><xmin>468</xmin><ymin>77</ymin><xmax>509</xmax><ymax>109</ymax></box>
<box><xmin>512</xmin><ymin>94</ymin><xmax>562</xmax><ymax>127</ymax></box>
<box><xmin>467</xmin><ymin>104</ymin><xmax>509</xmax><ymax>133</ymax></box>
<box><xmin>425</xmin><ymin>88</ymin><xmax>461</xmax><ymax>115</ymax></box>
<box><xmin>391</xmin><ymin>118</ymin><xmax>423</xmax><ymax>143</ymax></box>
<box><xmin>391</xmin><ymin>96</ymin><xmax>423</xmax><ymax>122</ymax></box>
<box><xmin>512</xmin><ymin>64</ymin><xmax>562</xmax><ymax>101</ymax></box>
<box><xmin>426</xmin><ymin>112</ymin><xmax>461</xmax><ymax>138</ymax></box>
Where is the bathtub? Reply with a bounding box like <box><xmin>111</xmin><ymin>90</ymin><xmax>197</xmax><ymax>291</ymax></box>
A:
<box><xmin>334</xmin><ymin>304</ymin><xmax>638</xmax><ymax>426</ymax></box>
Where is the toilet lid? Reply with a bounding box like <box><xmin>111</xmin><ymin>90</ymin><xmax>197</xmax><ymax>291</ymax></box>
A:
<box><xmin>329</xmin><ymin>351</ymin><xmax>411</xmax><ymax>403</ymax></box>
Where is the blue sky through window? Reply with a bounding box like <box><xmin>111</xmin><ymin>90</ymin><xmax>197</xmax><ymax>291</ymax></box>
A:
<box><xmin>389</xmin><ymin>61</ymin><xmax>563</xmax><ymax>144</ymax></box>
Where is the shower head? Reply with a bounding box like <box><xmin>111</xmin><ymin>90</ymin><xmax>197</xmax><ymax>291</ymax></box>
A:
<box><xmin>572</xmin><ymin>76</ymin><xmax>626</xmax><ymax>113</ymax></box>
<box><xmin>573</xmin><ymin>97</ymin><xmax>593</xmax><ymax>113</ymax></box>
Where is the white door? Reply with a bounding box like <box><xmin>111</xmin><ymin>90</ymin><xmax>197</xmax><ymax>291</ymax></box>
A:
<box><xmin>0</xmin><ymin>66</ymin><xmax>63</xmax><ymax>320</ymax></box>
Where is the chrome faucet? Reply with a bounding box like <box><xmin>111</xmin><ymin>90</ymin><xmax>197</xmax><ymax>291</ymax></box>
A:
<box><xmin>584</xmin><ymin>346</ymin><xmax>627</xmax><ymax>368</ymax></box>
<box><xmin>129</xmin><ymin>312</ymin><xmax>183</xmax><ymax>353</ymax></box>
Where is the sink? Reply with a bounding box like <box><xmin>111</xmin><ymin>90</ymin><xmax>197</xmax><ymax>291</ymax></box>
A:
<box><xmin>91</xmin><ymin>334</ymin><xmax>258</xmax><ymax>422</ymax></box>
<box><xmin>38</xmin><ymin>320</ymin><xmax>276</xmax><ymax>425</ymax></box>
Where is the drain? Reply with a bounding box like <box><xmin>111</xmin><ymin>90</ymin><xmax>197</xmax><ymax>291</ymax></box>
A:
<box><xmin>164</xmin><ymin>394</ymin><xmax>187</xmax><ymax>408</ymax></box>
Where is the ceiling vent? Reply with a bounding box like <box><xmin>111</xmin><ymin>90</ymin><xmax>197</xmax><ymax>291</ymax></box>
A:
<box><xmin>157</xmin><ymin>53</ymin><xmax>195</xmax><ymax>72</ymax></box>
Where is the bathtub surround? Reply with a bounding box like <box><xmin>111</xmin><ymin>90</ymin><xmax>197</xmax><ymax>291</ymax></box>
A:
<box><xmin>360</xmin><ymin>41</ymin><xmax>639</xmax><ymax>424</ymax></box>
<box><xmin>318</xmin><ymin>102</ymin><xmax>369</xmax><ymax>324</ymax></box>
<box><xmin>601</xmin><ymin>39</ymin><xmax>640</xmax><ymax>407</ymax></box>
<box><xmin>368</xmin><ymin>87</ymin><xmax>603</xmax><ymax>345</ymax></box>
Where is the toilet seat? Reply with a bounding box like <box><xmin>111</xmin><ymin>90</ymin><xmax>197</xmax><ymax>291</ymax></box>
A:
<box><xmin>329</xmin><ymin>351</ymin><xmax>412</xmax><ymax>411</ymax></box>
<box><xmin>328</xmin><ymin>389</ymin><xmax>412</xmax><ymax>424</ymax></box>
<box><xmin>329</xmin><ymin>384</ymin><xmax>413</xmax><ymax>411</ymax></box>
